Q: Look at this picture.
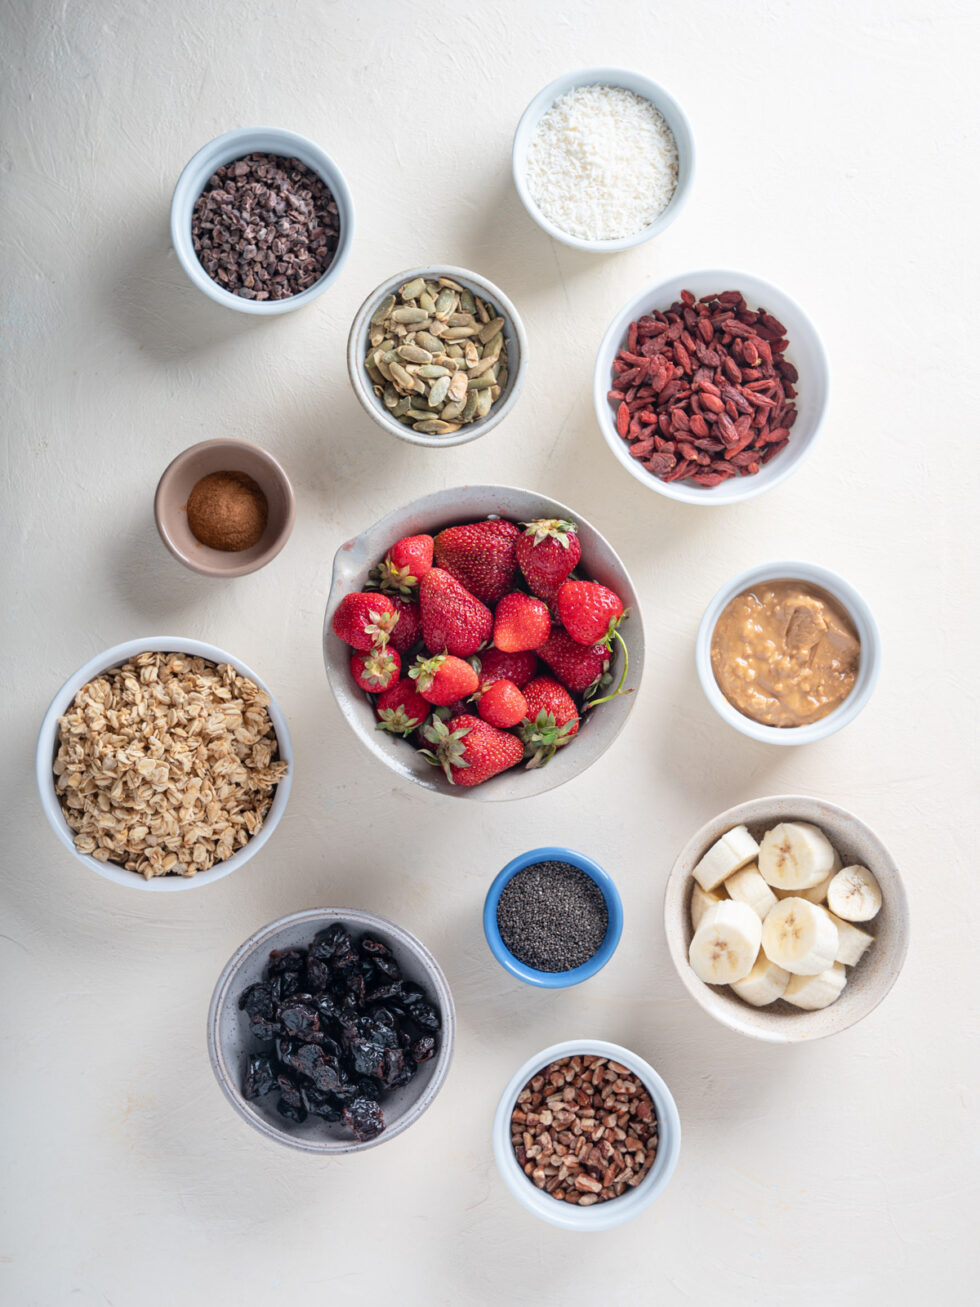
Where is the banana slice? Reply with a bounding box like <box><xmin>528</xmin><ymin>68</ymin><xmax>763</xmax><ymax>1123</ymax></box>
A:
<box><xmin>690</xmin><ymin>883</ymin><xmax>725</xmax><ymax>932</ymax></box>
<box><xmin>730</xmin><ymin>950</ymin><xmax>790</xmax><ymax>1006</ymax></box>
<box><xmin>773</xmin><ymin>847</ymin><xmax>841</xmax><ymax>903</ymax></box>
<box><xmin>826</xmin><ymin>865</ymin><xmax>882</xmax><ymax>922</ymax></box>
<box><xmin>783</xmin><ymin>962</ymin><xmax>847</xmax><ymax>1010</ymax></box>
<box><xmin>761</xmin><ymin>897</ymin><xmax>839</xmax><ymax>975</ymax></box>
<box><xmin>758</xmin><ymin>822</ymin><xmax>838</xmax><ymax>890</ymax></box>
<box><xmin>692</xmin><ymin>825</ymin><xmax>761</xmax><ymax>892</ymax></box>
<box><xmin>826</xmin><ymin>910</ymin><xmax>875</xmax><ymax>966</ymax></box>
<box><xmin>689</xmin><ymin>901</ymin><xmax>761</xmax><ymax>984</ymax></box>
<box><xmin>724</xmin><ymin>863</ymin><xmax>777</xmax><ymax>920</ymax></box>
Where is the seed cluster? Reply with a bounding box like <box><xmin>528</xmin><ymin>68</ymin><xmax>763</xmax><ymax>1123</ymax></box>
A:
<box><xmin>192</xmin><ymin>153</ymin><xmax>340</xmax><ymax>301</ymax></box>
<box><xmin>511</xmin><ymin>1055</ymin><xmax>658</xmax><ymax>1205</ymax></box>
<box><xmin>496</xmin><ymin>860</ymin><xmax>608</xmax><ymax>972</ymax></box>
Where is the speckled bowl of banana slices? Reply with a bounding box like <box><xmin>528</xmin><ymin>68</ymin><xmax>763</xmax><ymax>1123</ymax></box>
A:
<box><xmin>664</xmin><ymin>795</ymin><xmax>909</xmax><ymax>1042</ymax></box>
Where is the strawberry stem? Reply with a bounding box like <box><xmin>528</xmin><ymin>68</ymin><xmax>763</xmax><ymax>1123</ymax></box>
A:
<box><xmin>585</xmin><ymin>629</ymin><xmax>632</xmax><ymax>709</ymax></box>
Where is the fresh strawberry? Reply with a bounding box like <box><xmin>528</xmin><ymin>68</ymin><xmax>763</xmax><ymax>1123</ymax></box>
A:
<box><xmin>376</xmin><ymin>534</ymin><xmax>434</xmax><ymax>596</ymax></box>
<box><xmin>420</xmin><ymin>713</ymin><xmax>524</xmax><ymax>787</ymax></box>
<box><xmin>473</xmin><ymin>678</ymin><xmax>528</xmax><ymax>729</ymax></box>
<box><xmin>387</xmin><ymin>595</ymin><xmax>423</xmax><ymax>655</ymax></box>
<box><xmin>351</xmin><ymin>646</ymin><xmax>401</xmax><ymax>693</ymax></box>
<box><xmin>375</xmin><ymin>678</ymin><xmax>430</xmax><ymax>737</ymax></box>
<box><xmin>433</xmin><ymin>519</ymin><xmax>520</xmax><ymax>605</ymax></box>
<box><xmin>472</xmin><ymin>647</ymin><xmax>539</xmax><ymax>689</ymax></box>
<box><xmin>419</xmin><ymin>568</ymin><xmax>492</xmax><ymax>658</ymax></box>
<box><xmin>492</xmin><ymin>592</ymin><xmax>552</xmax><ymax>653</ymax></box>
<box><xmin>536</xmin><ymin>627</ymin><xmax>610</xmax><ymax>695</ymax></box>
<box><xmin>520</xmin><ymin>676</ymin><xmax>580</xmax><ymax>767</ymax></box>
<box><xmin>409</xmin><ymin>652</ymin><xmax>479</xmax><ymax>706</ymax></box>
<box><xmin>332</xmin><ymin>592</ymin><xmax>399</xmax><ymax>651</ymax></box>
<box><xmin>556</xmin><ymin>579</ymin><xmax>626</xmax><ymax>647</ymax></box>
<box><xmin>516</xmin><ymin>519</ymin><xmax>581</xmax><ymax>601</ymax></box>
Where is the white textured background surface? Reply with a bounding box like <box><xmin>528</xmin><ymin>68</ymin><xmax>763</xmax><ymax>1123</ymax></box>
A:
<box><xmin>2</xmin><ymin>1</ymin><xmax>978</xmax><ymax>1303</ymax></box>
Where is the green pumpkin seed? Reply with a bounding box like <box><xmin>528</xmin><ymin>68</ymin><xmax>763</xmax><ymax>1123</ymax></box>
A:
<box><xmin>397</xmin><ymin>344</ymin><xmax>433</xmax><ymax>364</ymax></box>
<box><xmin>489</xmin><ymin>385</ymin><xmax>501</xmax><ymax>402</ymax></box>
<box><xmin>497</xmin><ymin>367</ymin><xmax>508</xmax><ymax>389</ymax></box>
<box><xmin>426</xmin><ymin>320</ymin><xmax>447</xmax><ymax>338</ymax></box>
<box><xmin>467</xmin><ymin>372</ymin><xmax>495</xmax><ymax>391</ymax></box>
<box><xmin>443</xmin><ymin>326</ymin><xmax>477</xmax><ymax>340</ymax></box>
<box><xmin>475</xmin><ymin>389</ymin><xmax>493</xmax><ymax>418</ymax></box>
<box><xmin>383</xmin><ymin>383</ymin><xmax>399</xmax><ymax>409</ymax></box>
<box><xmin>413</xmin><ymin>419</ymin><xmax>461</xmax><ymax>435</ymax></box>
<box><xmin>400</xmin><ymin>277</ymin><xmax>426</xmax><ymax>301</ymax></box>
<box><xmin>460</xmin><ymin>290</ymin><xmax>476</xmax><ymax>314</ymax></box>
<box><xmin>467</xmin><ymin>354</ymin><xmax>498</xmax><ymax>379</ymax></box>
<box><xmin>416</xmin><ymin>364</ymin><xmax>450</xmax><ymax>379</ymax></box>
<box><xmin>415</xmin><ymin>331</ymin><xmax>442</xmax><ymax>353</ymax></box>
<box><xmin>440</xmin><ymin>398</ymin><xmax>466</xmax><ymax>420</ymax></box>
<box><xmin>433</xmin><ymin>288</ymin><xmax>456</xmax><ymax>317</ymax></box>
<box><xmin>474</xmin><ymin>296</ymin><xmax>490</xmax><ymax>324</ymax></box>
<box><xmin>391</xmin><ymin>307</ymin><xmax>428</xmax><ymax>324</ymax></box>
<box><xmin>419</xmin><ymin>292</ymin><xmax>436</xmax><ymax>313</ymax></box>
<box><xmin>478</xmin><ymin>317</ymin><xmax>505</xmax><ymax>344</ymax></box>
<box><xmin>370</xmin><ymin>294</ymin><xmax>396</xmax><ymax>326</ymax></box>
<box><xmin>463</xmin><ymin>340</ymin><xmax>480</xmax><ymax>368</ymax></box>
<box><xmin>446</xmin><ymin>344</ymin><xmax>464</xmax><ymax>359</ymax></box>
<box><xmin>392</xmin><ymin>397</ymin><xmax>412</xmax><ymax>417</ymax></box>
<box><xmin>447</xmin><ymin>312</ymin><xmax>474</xmax><ymax>327</ymax></box>
<box><xmin>365</xmin><ymin>361</ymin><xmax>384</xmax><ymax>387</ymax></box>
<box><xmin>408</xmin><ymin>410</ymin><xmax>441</xmax><ymax>423</ymax></box>
<box><xmin>462</xmin><ymin>391</ymin><xmax>479</xmax><ymax>421</ymax></box>
<box><xmin>389</xmin><ymin>361</ymin><xmax>418</xmax><ymax>391</ymax></box>
<box><xmin>447</xmin><ymin>372</ymin><xmax>469</xmax><ymax>403</ymax></box>
<box><xmin>375</xmin><ymin>356</ymin><xmax>394</xmax><ymax>383</ymax></box>
<box><xmin>427</xmin><ymin>375</ymin><xmax>451</xmax><ymax>407</ymax></box>
<box><xmin>482</xmin><ymin>332</ymin><xmax>503</xmax><ymax>362</ymax></box>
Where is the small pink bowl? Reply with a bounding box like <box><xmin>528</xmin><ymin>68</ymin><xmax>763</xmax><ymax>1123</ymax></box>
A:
<box><xmin>154</xmin><ymin>438</ymin><xmax>295</xmax><ymax>578</ymax></box>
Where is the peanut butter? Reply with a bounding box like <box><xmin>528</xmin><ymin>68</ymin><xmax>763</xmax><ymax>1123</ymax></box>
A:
<box><xmin>710</xmin><ymin>579</ymin><xmax>860</xmax><ymax>727</ymax></box>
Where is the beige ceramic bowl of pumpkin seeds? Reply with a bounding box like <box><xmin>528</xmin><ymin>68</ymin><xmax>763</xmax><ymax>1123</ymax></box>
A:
<box><xmin>347</xmin><ymin>266</ymin><xmax>527</xmax><ymax>448</ymax></box>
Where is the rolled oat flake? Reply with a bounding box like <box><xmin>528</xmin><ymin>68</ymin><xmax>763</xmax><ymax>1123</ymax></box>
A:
<box><xmin>497</xmin><ymin>860</ymin><xmax>608</xmax><ymax>972</ymax></box>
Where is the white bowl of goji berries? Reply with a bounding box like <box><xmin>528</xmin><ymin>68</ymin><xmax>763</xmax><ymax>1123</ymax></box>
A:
<box><xmin>593</xmin><ymin>269</ymin><xmax>830</xmax><ymax>505</ymax></box>
<box><xmin>492</xmin><ymin>1039</ymin><xmax>681</xmax><ymax>1230</ymax></box>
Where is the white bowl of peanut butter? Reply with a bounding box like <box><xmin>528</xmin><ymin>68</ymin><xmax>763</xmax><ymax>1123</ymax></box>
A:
<box><xmin>696</xmin><ymin>562</ymin><xmax>880</xmax><ymax>744</ymax></box>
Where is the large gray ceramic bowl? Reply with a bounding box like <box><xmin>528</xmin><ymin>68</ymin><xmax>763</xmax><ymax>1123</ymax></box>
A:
<box><xmin>322</xmin><ymin>485</ymin><xmax>645</xmax><ymax>800</ymax></box>
<box><xmin>207</xmin><ymin>908</ymin><xmax>456</xmax><ymax>1153</ymax></box>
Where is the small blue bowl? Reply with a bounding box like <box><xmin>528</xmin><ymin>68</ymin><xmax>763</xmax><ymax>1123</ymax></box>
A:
<box><xmin>483</xmin><ymin>846</ymin><xmax>624</xmax><ymax>988</ymax></box>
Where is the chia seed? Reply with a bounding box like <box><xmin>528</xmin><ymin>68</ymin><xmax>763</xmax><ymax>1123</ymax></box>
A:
<box><xmin>496</xmin><ymin>860</ymin><xmax>608</xmax><ymax>972</ymax></box>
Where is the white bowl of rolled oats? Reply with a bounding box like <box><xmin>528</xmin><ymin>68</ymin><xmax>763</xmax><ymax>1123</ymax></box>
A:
<box><xmin>35</xmin><ymin>638</ymin><xmax>293</xmax><ymax>890</ymax></box>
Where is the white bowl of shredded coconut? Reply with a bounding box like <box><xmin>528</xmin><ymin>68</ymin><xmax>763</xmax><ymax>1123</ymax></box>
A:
<box><xmin>513</xmin><ymin>69</ymin><xmax>694</xmax><ymax>251</ymax></box>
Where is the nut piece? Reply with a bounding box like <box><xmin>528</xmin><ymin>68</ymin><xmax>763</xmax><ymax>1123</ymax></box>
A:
<box><xmin>510</xmin><ymin>1056</ymin><xmax>658</xmax><ymax>1206</ymax></box>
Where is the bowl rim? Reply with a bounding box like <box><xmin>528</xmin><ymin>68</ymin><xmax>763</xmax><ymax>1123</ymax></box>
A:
<box><xmin>491</xmin><ymin>1038</ymin><xmax>681</xmax><ymax>1229</ymax></box>
<box><xmin>153</xmin><ymin>437</ymin><xmax>296</xmax><ymax>577</ymax></box>
<box><xmin>321</xmin><ymin>483</ymin><xmax>645</xmax><ymax>801</ymax></box>
<box><xmin>346</xmin><ymin>265</ymin><xmax>527</xmax><ymax>448</ymax></box>
<box><xmin>170</xmin><ymin>126</ymin><xmax>355</xmax><ymax>315</ymax></box>
<box><xmin>482</xmin><ymin>846</ymin><xmax>624</xmax><ymax>987</ymax></box>
<box><xmin>511</xmin><ymin>66</ymin><xmax>696</xmax><ymax>252</ymax></box>
<box><xmin>694</xmin><ymin>560</ymin><xmax>881</xmax><ymax>745</ymax></box>
<box><xmin>35</xmin><ymin>636</ymin><xmax>293</xmax><ymax>890</ymax></box>
<box><xmin>206</xmin><ymin>907</ymin><xmax>456</xmax><ymax>1153</ymax></box>
<box><xmin>592</xmin><ymin>267</ymin><xmax>830</xmax><ymax>504</ymax></box>
<box><xmin>663</xmin><ymin>794</ymin><xmax>910</xmax><ymax>1042</ymax></box>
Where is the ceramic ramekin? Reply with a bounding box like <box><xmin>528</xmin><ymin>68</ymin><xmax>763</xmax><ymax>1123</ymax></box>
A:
<box><xmin>208</xmin><ymin>907</ymin><xmax>455</xmax><ymax>1153</ymax></box>
<box><xmin>347</xmin><ymin>266</ymin><xmax>526</xmax><ymax>448</ymax></box>
<box><xmin>593</xmin><ymin>268</ymin><xmax>829</xmax><ymax>504</ymax></box>
<box><xmin>154</xmin><ymin>438</ymin><xmax>295</xmax><ymax>577</ymax></box>
<box><xmin>483</xmin><ymin>847</ymin><xmax>623</xmax><ymax>987</ymax></box>
<box><xmin>695</xmin><ymin>560</ymin><xmax>880</xmax><ymax>745</ymax></box>
<box><xmin>663</xmin><ymin>796</ymin><xmax>909</xmax><ymax>1042</ymax></box>
<box><xmin>170</xmin><ymin>127</ymin><xmax>354</xmax><ymax>314</ymax></box>
<box><xmin>492</xmin><ymin>1039</ymin><xmax>681</xmax><ymax>1229</ymax></box>
<box><xmin>512</xmin><ymin>68</ymin><xmax>695</xmax><ymax>252</ymax></box>
<box><xmin>322</xmin><ymin>484</ymin><xmax>644</xmax><ymax>801</ymax></box>
<box><xmin>36</xmin><ymin>637</ymin><xmax>293</xmax><ymax>890</ymax></box>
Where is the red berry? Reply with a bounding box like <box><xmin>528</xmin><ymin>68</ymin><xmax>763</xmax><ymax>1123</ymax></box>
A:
<box><xmin>375</xmin><ymin>678</ymin><xmax>430</xmax><ymax>736</ymax></box>
<box><xmin>516</xmin><ymin>519</ymin><xmax>581</xmax><ymax>601</ymax></box>
<box><xmin>556</xmin><ymin>579</ymin><xmax>626</xmax><ymax>647</ymax></box>
<box><xmin>433</xmin><ymin>519</ymin><xmax>520</xmax><ymax>605</ymax></box>
<box><xmin>332</xmin><ymin>592</ymin><xmax>399</xmax><ymax>651</ymax></box>
<box><xmin>492</xmin><ymin>592</ymin><xmax>552</xmax><ymax>653</ymax></box>
<box><xmin>536</xmin><ymin>628</ymin><xmax>610</xmax><ymax>695</ymax></box>
<box><xmin>419</xmin><ymin>568</ymin><xmax>493</xmax><ymax>658</ymax></box>
<box><xmin>376</xmin><ymin>534</ymin><xmax>434</xmax><ymax>596</ymax></box>
<box><xmin>520</xmin><ymin>676</ymin><xmax>580</xmax><ymax>767</ymax></box>
<box><xmin>421</xmin><ymin>713</ymin><xmax>524</xmax><ymax>787</ymax></box>
<box><xmin>387</xmin><ymin>595</ymin><xmax>423</xmax><ymax>655</ymax></box>
<box><xmin>473</xmin><ymin>647</ymin><xmax>539</xmax><ymax>689</ymax></box>
<box><xmin>409</xmin><ymin>652</ymin><xmax>480</xmax><ymax>706</ymax></box>
<box><xmin>351</xmin><ymin>646</ymin><xmax>401</xmax><ymax>693</ymax></box>
<box><xmin>474</xmin><ymin>678</ymin><xmax>528</xmax><ymax>729</ymax></box>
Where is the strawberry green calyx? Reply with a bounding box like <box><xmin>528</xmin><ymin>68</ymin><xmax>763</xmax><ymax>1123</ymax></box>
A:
<box><xmin>364</xmin><ymin>606</ymin><xmax>399</xmax><ymax>646</ymax></box>
<box><xmin>408</xmin><ymin>652</ymin><xmax>446</xmax><ymax>694</ymax></box>
<box><xmin>586</xmin><ymin>629</ymin><xmax>634</xmax><ymax>709</ymax></box>
<box><xmin>375</xmin><ymin>705</ymin><xmax>423</xmax><ymax>736</ymax></box>
<box><xmin>375</xmin><ymin>554</ymin><xmax>420</xmax><ymax>597</ymax></box>
<box><xmin>520</xmin><ymin>518</ymin><xmax>578</xmax><ymax>548</ymax></box>
<box><xmin>519</xmin><ymin>711</ymin><xmax>578</xmax><ymax>769</ymax></box>
<box><xmin>419</xmin><ymin>714</ymin><xmax>472</xmax><ymax>784</ymax></box>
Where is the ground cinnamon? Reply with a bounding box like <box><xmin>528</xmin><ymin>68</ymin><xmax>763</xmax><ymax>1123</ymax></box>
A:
<box><xmin>186</xmin><ymin>471</ymin><xmax>268</xmax><ymax>552</ymax></box>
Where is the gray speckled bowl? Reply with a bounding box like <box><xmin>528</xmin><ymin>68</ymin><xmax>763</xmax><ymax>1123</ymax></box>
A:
<box><xmin>207</xmin><ymin>908</ymin><xmax>455</xmax><ymax>1152</ymax></box>
<box><xmin>664</xmin><ymin>796</ymin><xmax>909</xmax><ymax>1042</ymax></box>
<box><xmin>322</xmin><ymin>484</ymin><xmax>644</xmax><ymax>801</ymax></box>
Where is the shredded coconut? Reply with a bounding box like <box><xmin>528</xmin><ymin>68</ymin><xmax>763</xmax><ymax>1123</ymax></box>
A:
<box><xmin>525</xmin><ymin>84</ymin><xmax>679</xmax><ymax>242</ymax></box>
